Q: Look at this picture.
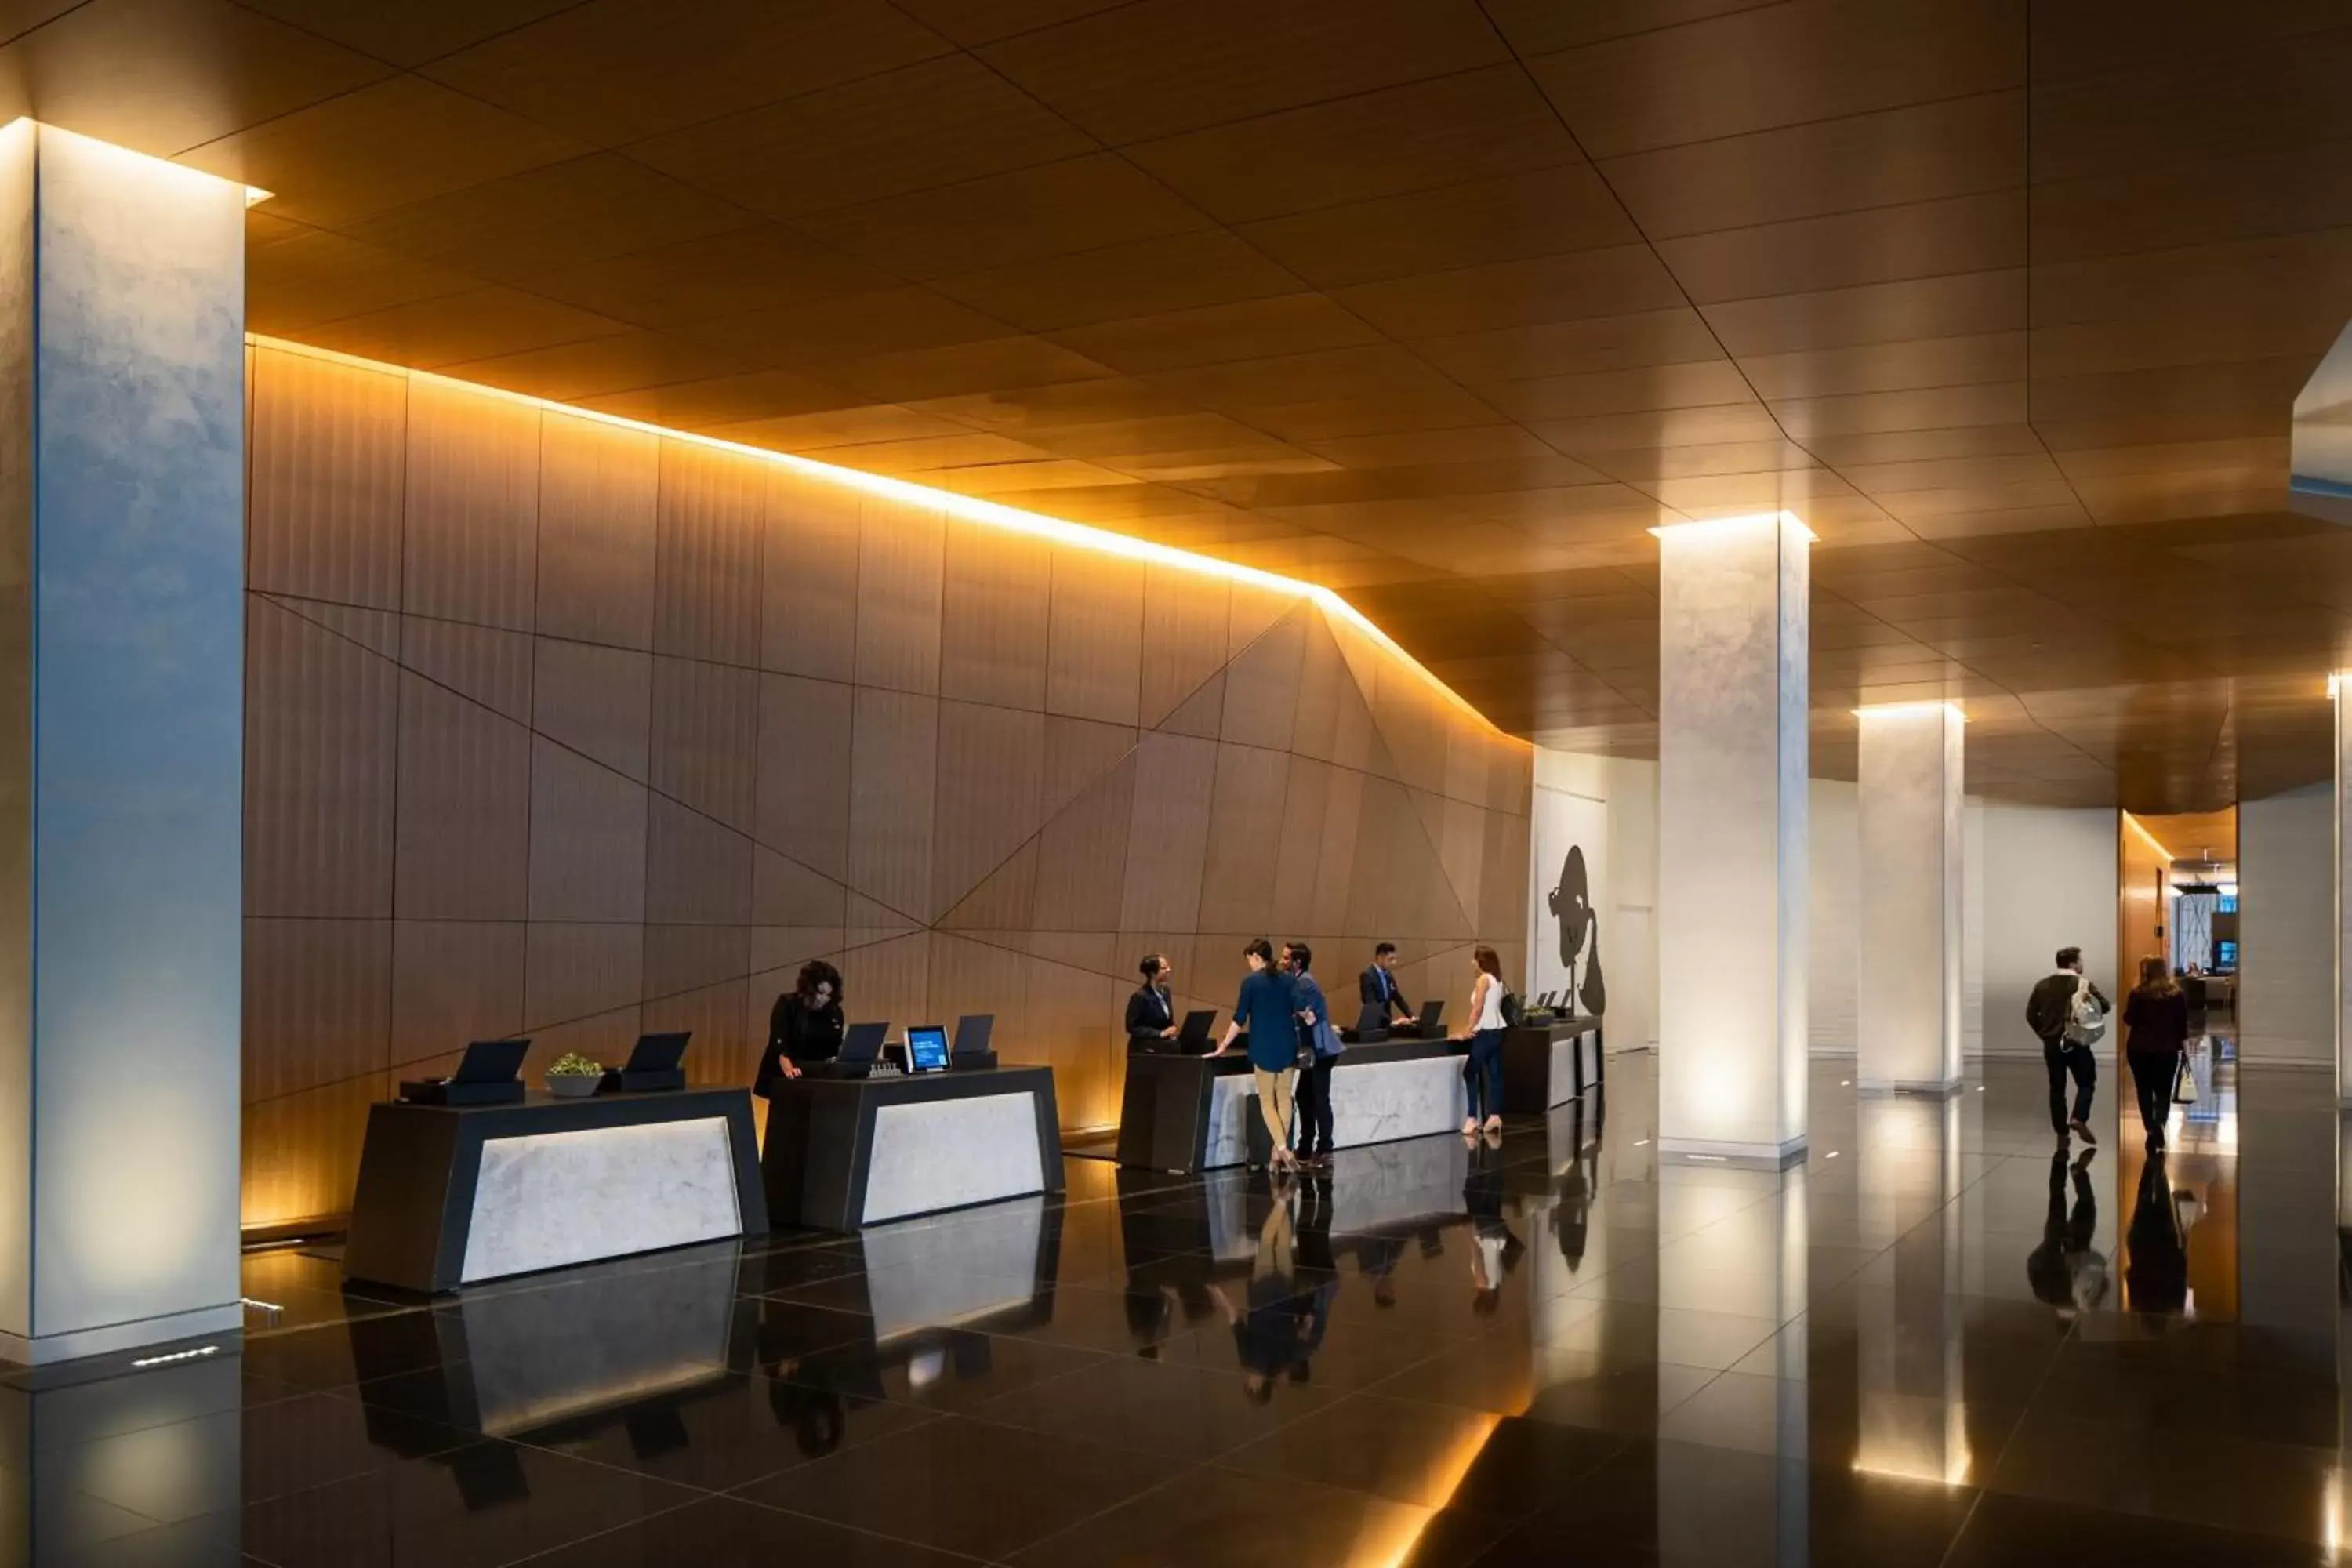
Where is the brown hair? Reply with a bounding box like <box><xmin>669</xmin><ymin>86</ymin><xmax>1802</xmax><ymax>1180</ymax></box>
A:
<box><xmin>2134</xmin><ymin>955</ymin><xmax>2178</xmax><ymax>998</ymax></box>
<box><xmin>1473</xmin><ymin>945</ymin><xmax>1502</xmax><ymax>979</ymax></box>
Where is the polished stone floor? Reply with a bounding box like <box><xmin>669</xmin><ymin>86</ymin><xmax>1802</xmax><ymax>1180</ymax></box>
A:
<box><xmin>20</xmin><ymin>1029</ymin><xmax>2352</xmax><ymax>1566</ymax></box>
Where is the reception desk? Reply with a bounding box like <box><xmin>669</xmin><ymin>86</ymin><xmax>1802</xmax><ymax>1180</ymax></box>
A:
<box><xmin>1500</xmin><ymin>1016</ymin><xmax>1604</xmax><ymax>1114</ymax></box>
<box><xmin>761</xmin><ymin>1066</ymin><xmax>1063</xmax><ymax>1232</ymax></box>
<box><xmin>1116</xmin><ymin>1037</ymin><xmax>1469</xmax><ymax>1173</ymax></box>
<box><xmin>343</xmin><ymin>1088</ymin><xmax>767</xmax><ymax>1294</ymax></box>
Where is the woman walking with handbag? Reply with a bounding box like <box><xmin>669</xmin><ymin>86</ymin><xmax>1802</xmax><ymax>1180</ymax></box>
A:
<box><xmin>2122</xmin><ymin>956</ymin><xmax>2190</xmax><ymax>1150</ymax></box>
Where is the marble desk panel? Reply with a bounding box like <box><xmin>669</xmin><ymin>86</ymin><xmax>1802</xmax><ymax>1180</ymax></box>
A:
<box><xmin>863</xmin><ymin>1091</ymin><xmax>1046</xmax><ymax>1225</ymax></box>
<box><xmin>461</xmin><ymin>1117</ymin><xmax>742</xmax><ymax>1285</ymax></box>
<box><xmin>1202</xmin><ymin>1046</ymin><xmax>1470</xmax><ymax>1167</ymax></box>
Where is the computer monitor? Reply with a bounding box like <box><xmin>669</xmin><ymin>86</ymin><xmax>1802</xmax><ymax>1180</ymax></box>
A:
<box><xmin>840</xmin><ymin>1022</ymin><xmax>887</xmax><ymax>1065</ymax></box>
<box><xmin>906</xmin><ymin>1025</ymin><xmax>950</xmax><ymax>1073</ymax></box>
<box><xmin>953</xmin><ymin>1014</ymin><xmax>995</xmax><ymax>1057</ymax></box>
<box><xmin>1176</xmin><ymin>1009</ymin><xmax>1217</xmax><ymax>1052</ymax></box>
<box><xmin>622</xmin><ymin>1031</ymin><xmax>690</xmax><ymax>1073</ymax></box>
<box><xmin>1417</xmin><ymin>999</ymin><xmax>1445</xmax><ymax>1036</ymax></box>
<box><xmin>453</xmin><ymin>1038</ymin><xmax>529</xmax><ymax>1083</ymax></box>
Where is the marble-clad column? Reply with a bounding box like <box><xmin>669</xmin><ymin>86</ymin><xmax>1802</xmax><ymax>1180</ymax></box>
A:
<box><xmin>0</xmin><ymin>123</ymin><xmax>246</xmax><ymax>1362</ymax></box>
<box><xmin>2338</xmin><ymin>675</ymin><xmax>2352</xmax><ymax>1105</ymax></box>
<box><xmin>1655</xmin><ymin>512</ymin><xmax>1810</xmax><ymax>1163</ymax></box>
<box><xmin>1857</xmin><ymin>703</ymin><xmax>1965</xmax><ymax>1093</ymax></box>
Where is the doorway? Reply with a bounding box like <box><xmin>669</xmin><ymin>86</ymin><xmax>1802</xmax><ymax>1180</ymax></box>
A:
<box><xmin>2114</xmin><ymin>808</ymin><xmax>2238</xmax><ymax>1317</ymax></box>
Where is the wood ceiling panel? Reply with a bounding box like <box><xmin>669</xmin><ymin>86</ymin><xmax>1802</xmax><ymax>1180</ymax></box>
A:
<box><xmin>10</xmin><ymin>0</ymin><xmax>388</xmax><ymax>158</ymax></box>
<box><xmin>1701</xmin><ymin>270</ymin><xmax>2027</xmax><ymax>359</ymax></box>
<box><xmin>1602</xmin><ymin>92</ymin><xmax>2025</xmax><ymax>241</ymax></box>
<box><xmin>1239</xmin><ymin>165</ymin><xmax>1641</xmax><ymax>289</ymax></box>
<box><xmin>421</xmin><ymin>0</ymin><xmax>949</xmax><ymax>145</ymax></box>
<box><xmin>1411</xmin><ymin>307</ymin><xmax>1723</xmax><ymax>384</ymax></box>
<box><xmin>933</xmin><ymin>228</ymin><xmax>1302</xmax><ymax>334</ymax></box>
<box><xmin>976</xmin><ymin>0</ymin><xmax>1508</xmax><ymax>146</ymax></box>
<box><xmin>1527</xmin><ymin>0</ymin><xmax>2024</xmax><ymax>158</ymax></box>
<box><xmin>798</xmin><ymin>153</ymin><xmax>1214</xmax><ymax>280</ymax></box>
<box><xmin>629</xmin><ymin>53</ymin><xmax>1094</xmax><ymax>220</ymax></box>
<box><xmin>1658</xmin><ymin>191</ymin><xmax>2028</xmax><ymax>306</ymax></box>
<box><xmin>1333</xmin><ymin>244</ymin><xmax>1686</xmax><ymax>339</ymax></box>
<box><xmin>180</xmin><ymin>75</ymin><xmax>588</xmax><ymax>228</ymax></box>
<box><xmin>1049</xmin><ymin>293</ymin><xmax>1381</xmax><ymax>374</ymax></box>
<box><xmin>1127</xmin><ymin>64</ymin><xmax>1583</xmax><ymax>226</ymax></box>
<box><xmin>528</xmin><ymin>227</ymin><xmax>887</xmax><ymax>330</ymax></box>
<box><xmin>159</xmin><ymin>5</ymin><xmax>2352</xmax><ymax>806</ymax></box>
<box><xmin>339</xmin><ymin>155</ymin><xmax>759</xmax><ymax>285</ymax></box>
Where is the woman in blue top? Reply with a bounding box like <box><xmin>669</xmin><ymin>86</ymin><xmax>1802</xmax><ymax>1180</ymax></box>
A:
<box><xmin>1218</xmin><ymin>938</ymin><xmax>1305</xmax><ymax>1174</ymax></box>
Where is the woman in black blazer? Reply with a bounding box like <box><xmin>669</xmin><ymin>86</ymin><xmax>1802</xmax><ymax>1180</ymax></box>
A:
<box><xmin>1127</xmin><ymin>954</ymin><xmax>1179</xmax><ymax>1048</ymax></box>
<box><xmin>757</xmin><ymin>960</ymin><xmax>844</xmax><ymax>1096</ymax></box>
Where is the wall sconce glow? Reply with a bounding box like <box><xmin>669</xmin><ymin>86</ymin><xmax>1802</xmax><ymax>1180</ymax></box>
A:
<box><xmin>1854</xmin><ymin>702</ymin><xmax>1965</xmax><ymax>722</ymax></box>
<box><xmin>244</xmin><ymin>185</ymin><xmax>274</xmax><ymax>206</ymax></box>
<box><xmin>1648</xmin><ymin>509</ymin><xmax>1816</xmax><ymax>543</ymax></box>
<box><xmin>129</xmin><ymin>1344</ymin><xmax>220</xmax><ymax>1369</ymax></box>
<box><xmin>246</xmin><ymin>336</ymin><xmax>1519</xmax><ymax>745</ymax></box>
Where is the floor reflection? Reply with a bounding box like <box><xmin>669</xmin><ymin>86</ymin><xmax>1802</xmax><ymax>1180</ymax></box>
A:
<box><xmin>16</xmin><ymin>1029</ymin><xmax>2352</xmax><ymax>1564</ymax></box>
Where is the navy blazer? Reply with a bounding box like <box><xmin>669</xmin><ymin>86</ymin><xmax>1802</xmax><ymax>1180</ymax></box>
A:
<box><xmin>1126</xmin><ymin>984</ymin><xmax>1175</xmax><ymax>1047</ymax></box>
<box><xmin>1359</xmin><ymin>964</ymin><xmax>1411</xmax><ymax>1020</ymax></box>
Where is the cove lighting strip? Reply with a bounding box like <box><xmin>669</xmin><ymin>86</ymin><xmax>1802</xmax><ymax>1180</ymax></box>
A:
<box><xmin>248</xmin><ymin>334</ymin><xmax>1520</xmax><ymax>742</ymax></box>
<box><xmin>1854</xmin><ymin>701</ymin><xmax>1965</xmax><ymax>722</ymax></box>
<box><xmin>1647</xmin><ymin>508</ymin><xmax>1817</xmax><ymax>543</ymax></box>
<box><xmin>2122</xmin><ymin>811</ymin><xmax>2177</xmax><ymax>865</ymax></box>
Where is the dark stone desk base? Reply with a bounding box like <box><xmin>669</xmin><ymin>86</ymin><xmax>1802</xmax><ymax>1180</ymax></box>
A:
<box><xmin>1501</xmin><ymin>1018</ymin><xmax>1604</xmax><ymax>1114</ymax></box>
<box><xmin>343</xmin><ymin>1088</ymin><xmax>767</xmax><ymax>1294</ymax></box>
<box><xmin>1116</xmin><ymin>1037</ymin><xmax>1470</xmax><ymax>1171</ymax></box>
<box><xmin>760</xmin><ymin>1066</ymin><xmax>1063</xmax><ymax>1232</ymax></box>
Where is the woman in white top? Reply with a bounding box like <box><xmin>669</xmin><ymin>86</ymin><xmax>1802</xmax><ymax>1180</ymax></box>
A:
<box><xmin>1453</xmin><ymin>945</ymin><xmax>1509</xmax><ymax>1134</ymax></box>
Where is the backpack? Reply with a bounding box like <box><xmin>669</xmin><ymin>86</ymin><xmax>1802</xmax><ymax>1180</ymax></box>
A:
<box><xmin>2063</xmin><ymin>978</ymin><xmax>2107</xmax><ymax>1047</ymax></box>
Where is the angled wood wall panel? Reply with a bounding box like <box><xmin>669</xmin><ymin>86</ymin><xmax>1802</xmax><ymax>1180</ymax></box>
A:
<box><xmin>240</xmin><ymin>341</ymin><xmax>1529</xmax><ymax>1229</ymax></box>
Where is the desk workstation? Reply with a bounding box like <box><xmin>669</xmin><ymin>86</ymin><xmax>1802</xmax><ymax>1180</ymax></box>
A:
<box><xmin>1500</xmin><ymin>1014</ymin><xmax>1605</xmax><ymax>1114</ymax></box>
<box><xmin>758</xmin><ymin>1014</ymin><xmax>1065</xmax><ymax>1232</ymax></box>
<box><xmin>1116</xmin><ymin>1011</ymin><xmax>1472</xmax><ymax>1174</ymax></box>
<box><xmin>343</xmin><ymin>1038</ymin><xmax>768</xmax><ymax>1295</ymax></box>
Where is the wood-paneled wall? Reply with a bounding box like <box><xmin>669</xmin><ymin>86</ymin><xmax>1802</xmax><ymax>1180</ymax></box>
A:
<box><xmin>240</xmin><ymin>340</ymin><xmax>1534</xmax><ymax>1230</ymax></box>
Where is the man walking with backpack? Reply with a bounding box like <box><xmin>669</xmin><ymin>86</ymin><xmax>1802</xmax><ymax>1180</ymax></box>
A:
<box><xmin>2027</xmin><ymin>946</ymin><xmax>2109</xmax><ymax>1146</ymax></box>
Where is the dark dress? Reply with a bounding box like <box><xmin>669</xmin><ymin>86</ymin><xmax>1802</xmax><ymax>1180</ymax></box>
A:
<box><xmin>756</xmin><ymin>993</ymin><xmax>844</xmax><ymax>1097</ymax></box>
<box><xmin>1235</xmin><ymin>968</ymin><xmax>1300</xmax><ymax>1072</ymax></box>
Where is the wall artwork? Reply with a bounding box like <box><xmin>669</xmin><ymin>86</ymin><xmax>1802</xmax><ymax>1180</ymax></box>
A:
<box><xmin>1530</xmin><ymin>786</ymin><xmax>1606</xmax><ymax>1020</ymax></box>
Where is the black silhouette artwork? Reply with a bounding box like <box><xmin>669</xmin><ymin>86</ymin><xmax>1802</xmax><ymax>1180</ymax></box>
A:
<box><xmin>1545</xmin><ymin>846</ymin><xmax>1606</xmax><ymax>1018</ymax></box>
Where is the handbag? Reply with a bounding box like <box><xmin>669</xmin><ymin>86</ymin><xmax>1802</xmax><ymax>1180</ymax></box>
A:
<box><xmin>2172</xmin><ymin>1054</ymin><xmax>2198</xmax><ymax>1105</ymax></box>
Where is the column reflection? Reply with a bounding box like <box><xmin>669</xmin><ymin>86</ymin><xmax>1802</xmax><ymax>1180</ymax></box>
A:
<box><xmin>1852</xmin><ymin>1092</ymin><xmax>1970</xmax><ymax>1489</ymax></box>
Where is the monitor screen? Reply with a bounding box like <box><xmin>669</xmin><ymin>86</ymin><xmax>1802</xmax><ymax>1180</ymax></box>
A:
<box><xmin>906</xmin><ymin>1025</ymin><xmax>950</xmax><ymax>1072</ymax></box>
<box><xmin>2215</xmin><ymin>940</ymin><xmax>2238</xmax><ymax>971</ymax></box>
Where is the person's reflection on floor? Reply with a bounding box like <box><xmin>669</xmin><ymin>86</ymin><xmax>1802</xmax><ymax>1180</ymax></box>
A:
<box><xmin>2126</xmin><ymin>1152</ymin><xmax>2193</xmax><ymax>1316</ymax></box>
<box><xmin>1210</xmin><ymin>1181</ymin><xmax>1323</xmax><ymax>1402</ymax></box>
<box><xmin>2026</xmin><ymin>1146</ymin><xmax>2107</xmax><ymax>1327</ymax></box>
<box><xmin>1465</xmin><ymin>1127</ymin><xmax>1523</xmax><ymax>1313</ymax></box>
<box><xmin>1359</xmin><ymin>1234</ymin><xmax>1404</xmax><ymax>1309</ymax></box>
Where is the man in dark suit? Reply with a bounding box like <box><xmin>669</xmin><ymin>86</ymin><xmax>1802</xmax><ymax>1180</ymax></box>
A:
<box><xmin>1358</xmin><ymin>942</ymin><xmax>1415</xmax><ymax>1036</ymax></box>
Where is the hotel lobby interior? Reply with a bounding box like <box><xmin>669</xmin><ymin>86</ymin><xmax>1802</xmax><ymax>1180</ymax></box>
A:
<box><xmin>5</xmin><ymin>2</ymin><xmax>2352</xmax><ymax>1563</ymax></box>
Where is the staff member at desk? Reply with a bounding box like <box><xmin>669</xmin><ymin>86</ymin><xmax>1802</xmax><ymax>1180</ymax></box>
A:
<box><xmin>757</xmin><ymin>960</ymin><xmax>844</xmax><ymax>1093</ymax></box>
<box><xmin>1218</xmin><ymin>938</ymin><xmax>1305</xmax><ymax>1175</ymax></box>
<box><xmin>1127</xmin><ymin>953</ymin><xmax>1179</xmax><ymax>1047</ymax></box>
<box><xmin>1359</xmin><ymin>941</ymin><xmax>1416</xmax><ymax>1034</ymax></box>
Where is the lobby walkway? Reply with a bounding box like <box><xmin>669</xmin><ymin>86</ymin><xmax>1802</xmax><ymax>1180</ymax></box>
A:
<box><xmin>34</xmin><ymin>1037</ymin><xmax>2352</xmax><ymax>1566</ymax></box>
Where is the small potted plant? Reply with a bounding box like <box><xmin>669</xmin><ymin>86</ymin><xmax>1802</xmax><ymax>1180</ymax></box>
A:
<box><xmin>545</xmin><ymin>1052</ymin><xmax>605</xmax><ymax>1098</ymax></box>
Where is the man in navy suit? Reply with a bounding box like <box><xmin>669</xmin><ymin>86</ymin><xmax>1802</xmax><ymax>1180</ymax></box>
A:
<box><xmin>1358</xmin><ymin>942</ymin><xmax>1416</xmax><ymax>1036</ymax></box>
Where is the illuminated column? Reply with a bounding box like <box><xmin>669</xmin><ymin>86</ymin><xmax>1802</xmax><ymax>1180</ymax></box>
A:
<box><xmin>0</xmin><ymin>123</ymin><xmax>246</xmax><ymax>1362</ymax></box>
<box><xmin>1857</xmin><ymin>704</ymin><xmax>1964</xmax><ymax>1093</ymax></box>
<box><xmin>2339</xmin><ymin>675</ymin><xmax>2352</xmax><ymax>1105</ymax></box>
<box><xmin>1656</xmin><ymin>512</ymin><xmax>1810</xmax><ymax>1163</ymax></box>
<box><xmin>1853</xmin><ymin>1094</ymin><xmax>1969</xmax><ymax>1490</ymax></box>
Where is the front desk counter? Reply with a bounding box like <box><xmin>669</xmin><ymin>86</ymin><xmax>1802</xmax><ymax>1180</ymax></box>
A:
<box><xmin>761</xmin><ymin>1065</ymin><xmax>1064</xmax><ymax>1232</ymax></box>
<box><xmin>1116</xmin><ymin>1036</ymin><xmax>1470</xmax><ymax>1174</ymax></box>
<box><xmin>343</xmin><ymin>1087</ymin><xmax>768</xmax><ymax>1294</ymax></box>
<box><xmin>1500</xmin><ymin>1015</ymin><xmax>1605</xmax><ymax>1115</ymax></box>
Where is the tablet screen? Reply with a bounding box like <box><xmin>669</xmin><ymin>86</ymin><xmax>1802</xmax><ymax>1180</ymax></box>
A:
<box><xmin>906</xmin><ymin>1025</ymin><xmax>950</xmax><ymax>1072</ymax></box>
